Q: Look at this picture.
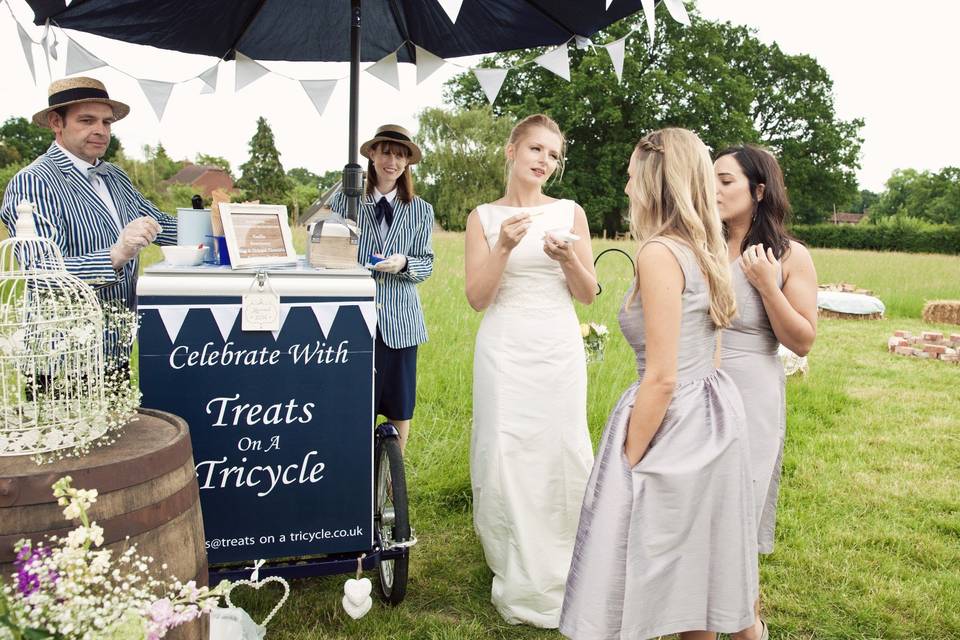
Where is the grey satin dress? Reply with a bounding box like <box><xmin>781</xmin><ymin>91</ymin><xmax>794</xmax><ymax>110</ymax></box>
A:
<box><xmin>559</xmin><ymin>238</ymin><xmax>759</xmax><ymax>640</ymax></box>
<box><xmin>722</xmin><ymin>260</ymin><xmax>786</xmax><ymax>554</ymax></box>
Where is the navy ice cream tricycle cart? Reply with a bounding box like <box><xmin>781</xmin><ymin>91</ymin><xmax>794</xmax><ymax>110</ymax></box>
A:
<box><xmin>137</xmin><ymin>261</ymin><xmax>413</xmax><ymax>603</ymax></box>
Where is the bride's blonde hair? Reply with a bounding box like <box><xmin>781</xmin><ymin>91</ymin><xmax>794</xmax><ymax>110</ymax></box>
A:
<box><xmin>627</xmin><ymin>128</ymin><xmax>736</xmax><ymax>328</ymax></box>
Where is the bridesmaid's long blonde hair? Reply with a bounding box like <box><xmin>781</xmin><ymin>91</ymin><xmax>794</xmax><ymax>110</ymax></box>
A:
<box><xmin>627</xmin><ymin>128</ymin><xmax>736</xmax><ymax>328</ymax></box>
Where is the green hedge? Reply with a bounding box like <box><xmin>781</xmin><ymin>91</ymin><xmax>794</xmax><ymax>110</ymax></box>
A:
<box><xmin>790</xmin><ymin>224</ymin><xmax>960</xmax><ymax>255</ymax></box>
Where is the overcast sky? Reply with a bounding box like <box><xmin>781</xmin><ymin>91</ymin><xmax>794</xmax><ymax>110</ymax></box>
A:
<box><xmin>1</xmin><ymin>0</ymin><xmax>957</xmax><ymax>192</ymax></box>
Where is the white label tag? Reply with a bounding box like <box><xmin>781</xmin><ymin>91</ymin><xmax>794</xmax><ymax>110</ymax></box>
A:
<box><xmin>242</xmin><ymin>292</ymin><xmax>281</xmax><ymax>331</ymax></box>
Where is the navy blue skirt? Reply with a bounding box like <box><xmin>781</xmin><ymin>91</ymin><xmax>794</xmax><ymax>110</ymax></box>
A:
<box><xmin>374</xmin><ymin>329</ymin><xmax>418</xmax><ymax>421</ymax></box>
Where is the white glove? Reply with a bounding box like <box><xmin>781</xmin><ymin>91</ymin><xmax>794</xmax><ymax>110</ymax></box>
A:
<box><xmin>372</xmin><ymin>253</ymin><xmax>407</xmax><ymax>274</ymax></box>
<box><xmin>111</xmin><ymin>216</ymin><xmax>161</xmax><ymax>269</ymax></box>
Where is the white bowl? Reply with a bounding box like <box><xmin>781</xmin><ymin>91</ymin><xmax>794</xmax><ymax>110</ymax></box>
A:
<box><xmin>161</xmin><ymin>245</ymin><xmax>206</xmax><ymax>266</ymax></box>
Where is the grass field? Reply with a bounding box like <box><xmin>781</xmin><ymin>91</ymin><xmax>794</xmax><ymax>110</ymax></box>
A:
<box><xmin>138</xmin><ymin>236</ymin><xmax>960</xmax><ymax>639</ymax></box>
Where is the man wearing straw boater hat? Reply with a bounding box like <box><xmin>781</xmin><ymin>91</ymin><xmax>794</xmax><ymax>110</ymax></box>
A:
<box><xmin>329</xmin><ymin>124</ymin><xmax>435</xmax><ymax>454</ymax></box>
<box><xmin>1</xmin><ymin>76</ymin><xmax>177</xmax><ymax>313</ymax></box>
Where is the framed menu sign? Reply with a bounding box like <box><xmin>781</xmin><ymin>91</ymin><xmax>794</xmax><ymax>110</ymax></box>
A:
<box><xmin>219</xmin><ymin>203</ymin><xmax>298</xmax><ymax>268</ymax></box>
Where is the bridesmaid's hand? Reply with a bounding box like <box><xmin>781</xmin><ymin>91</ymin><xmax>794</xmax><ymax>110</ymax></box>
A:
<box><xmin>739</xmin><ymin>243</ymin><xmax>780</xmax><ymax>296</ymax></box>
<box><xmin>497</xmin><ymin>213</ymin><xmax>532</xmax><ymax>251</ymax></box>
<box><xmin>543</xmin><ymin>232</ymin><xmax>575</xmax><ymax>264</ymax></box>
<box><xmin>623</xmin><ymin>433</ymin><xmax>646</xmax><ymax>467</ymax></box>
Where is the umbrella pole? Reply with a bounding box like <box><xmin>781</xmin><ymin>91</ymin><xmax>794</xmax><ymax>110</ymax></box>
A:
<box><xmin>342</xmin><ymin>0</ymin><xmax>364</xmax><ymax>223</ymax></box>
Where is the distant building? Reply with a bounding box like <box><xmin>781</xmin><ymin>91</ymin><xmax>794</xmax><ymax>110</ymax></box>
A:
<box><xmin>164</xmin><ymin>163</ymin><xmax>234</xmax><ymax>197</ymax></box>
<box><xmin>829</xmin><ymin>211</ymin><xmax>866</xmax><ymax>225</ymax></box>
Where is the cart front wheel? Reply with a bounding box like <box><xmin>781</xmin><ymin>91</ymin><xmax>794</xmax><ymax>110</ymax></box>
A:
<box><xmin>374</xmin><ymin>431</ymin><xmax>409</xmax><ymax>605</ymax></box>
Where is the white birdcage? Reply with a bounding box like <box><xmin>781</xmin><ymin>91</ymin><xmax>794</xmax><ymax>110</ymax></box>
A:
<box><xmin>0</xmin><ymin>200</ymin><xmax>108</xmax><ymax>456</ymax></box>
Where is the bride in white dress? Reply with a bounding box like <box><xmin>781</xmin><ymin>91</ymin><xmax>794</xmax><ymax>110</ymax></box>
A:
<box><xmin>464</xmin><ymin>114</ymin><xmax>598</xmax><ymax>628</ymax></box>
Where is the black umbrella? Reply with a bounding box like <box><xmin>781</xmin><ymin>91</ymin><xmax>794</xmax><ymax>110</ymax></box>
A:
<box><xmin>26</xmin><ymin>0</ymin><xmax>660</xmax><ymax>218</ymax></box>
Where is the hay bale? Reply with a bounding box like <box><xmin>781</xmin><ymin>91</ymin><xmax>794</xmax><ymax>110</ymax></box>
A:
<box><xmin>922</xmin><ymin>300</ymin><xmax>960</xmax><ymax>326</ymax></box>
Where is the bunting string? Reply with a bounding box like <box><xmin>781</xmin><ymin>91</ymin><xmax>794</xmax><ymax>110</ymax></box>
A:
<box><xmin>2</xmin><ymin>0</ymin><xmax>687</xmax><ymax>120</ymax></box>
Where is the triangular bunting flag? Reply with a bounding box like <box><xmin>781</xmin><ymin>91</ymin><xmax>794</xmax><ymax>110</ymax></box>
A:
<box><xmin>310</xmin><ymin>303</ymin><xmax>339</xmax><ymax>339</ymax></box>
<box><xmin>366</xmin><ymin>51</ymin><xmax>400</xmax><ymax>90</ymax></box>
<box><xmin>574</xmin><ymin>36</ymin><xmax>593</xmax><ymax>50</ymax></box>
<box><xmin>270</xmin><ymin>305</ymin><xmax>292</xmax><ymax>341</ymax></box>
<box><xmin>534</xmin><ymin>45</ymin><xmax>570</xmax><ymax>82</ymax></box>
<box><xmin>664</xmin><ymin>0</ymin><xmax>691</xmax><ymax>26</ymax></box>
<box><xmin>235</xmin><ymin>52</ymin><xmax>269</xmax><ymax>92</ymax></box>
<box><xmin>605</xmin><ymin>37</ymin><xmax>627</xmax><ymax>83</ymax></box>
<box><xmin>199</xmin><ymin>64</ymin><xmax>218</xmax><ymax>92</ymax></box>
<box><xmin>436</xmin><ymin>0</ymin><xmax>464</xmax><ymax>23</ymax></box>
<box><xmin>472</xmin><ymin>67</ymin><xmax>509</xmax><ymax>105</ymax></box>
<box><xmin>17</xmin><ymin>24</ymin><xmax>36</xmax><ymax>84</ymax></box>
<box><xmin>48</xmin><ymin>33</ymin><xmax>58</xmax><ymax>61</ymax></box>
<box><xmin>415</xmin><ymin>46</ymin><xmax>445</xmax><ymax>84</ymax></box>
<box><xmin>358</xmin><ymin>302</ymin><xmax>378</xmax><ymax>338</ymax></box>
<box><xmin>605</xmin><ymin>0</ymin><xmax>614</xmax><ymax>9</ymax></box>
<box><xmin>157</xmin><ymin>307</ymin><xmax>190</xmax><ymax>343</ymax></box>
<box><xmin>138</xmin><ymin>79</ymin><xmax>175</xmax><ymax>121</ymax></box>
<box><xmin>210</xmin><ymin>306</ymin><xmax>240</xmax><ymax>341</ymax></box>
<box><xmin>200</xmin><ymin>82</ymin><xmax>215</xmax><ymax>95</ymax></box>
<box><xmin>65</xmin><ymin>37</ymin><xmax>106</xmax><ymax>75</ymax></box>
<box><xmin>641</xmin><ymin>0</ymin><xmax>657</xmax><ymax>45</ymax></box>
<box><xmin>300</xmin><ymin>79</ymin><xmax>337</xmax><ymax>117</ymax></box>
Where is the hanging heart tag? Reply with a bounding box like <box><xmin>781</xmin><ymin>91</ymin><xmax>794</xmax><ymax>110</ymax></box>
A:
<box><xmin>342</xmin><ymin>554</ymin><xmax>373</xmax><ymax>619</ymax></box>
<box><xmin>242</xmin><ymin>270</ymin><xmax>280</xmax><ymax>331</ymax></box>
<box><xmin>225</xmin><ymin>576</ymin><xmax>290</xmax><ymax>627</ymax></box>
<box><xmin>341</xmin><ymin>592</ymin><xmax>373</xmax><ymax>619</ymax></box>
<box><xmin>343</xmin><ymin>577</ymin><xmax>372</xmax><ymax>607</ymax></box>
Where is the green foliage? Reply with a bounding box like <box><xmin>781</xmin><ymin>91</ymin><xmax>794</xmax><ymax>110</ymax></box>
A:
<box><xmin>0</xmin><ymin>161</ymin><xmax>25</xmax><ymax>195</ymax></box>
<box><xmin>871</xmin><ymin>167</ymin><xmax>960</xmax><ymax>225</ymax></box>
<box><xmin>287</xmin><ymin>167</ymin><xmax>320</xmax><ymax>187</ymax></box>
<box><xmin>196</xmin><ymin>153</ymin><xmax>233</xmax><ymax>178</ymax></box>
<box><xmin>792</xmin><ymin>219</ymin><xmax>960</xmax><ymax>254</ymax></box>
<box><xmin>444</xmin><ymin>8</ymin><xmax>862</xmax><ymax>230</ymax></box>
<box><xmin>0</xmin><ymin>117</ymin><xmax>53</xmax><ymax>164</ymax></box>
<box><xmin>416</xmin><ymin>106</ymin><xmax>514</xmax><ymax>230</ymax></box>
<box><xmin>0</xmin><ymin>142</ymin><xmax>22</xmax><ymax>167</ymax></box>
<box><xmin>237</xmin><ymin>117</ymin><xmax>291</xmax><ymax>204</ymax></box>
<box><xmin>317</xmin><ymin>169</ymin><xmax>342</xmax><ymax>192</ymax></box>
<box><xmin>846</xmin><ymin>188</ymin><xmax>880</xmax><ymax>214</ymax></box>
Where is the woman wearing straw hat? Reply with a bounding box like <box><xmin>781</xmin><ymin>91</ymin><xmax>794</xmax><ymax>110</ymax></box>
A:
<box><xmin>1</xmin><ymin>76</ymin><xmax>177</xmax><ymax>323</ymax></box>
<box><xmin>329</xmin><ymin>124</ymin><xmax>435</xmax><ymax>453</ymax></box>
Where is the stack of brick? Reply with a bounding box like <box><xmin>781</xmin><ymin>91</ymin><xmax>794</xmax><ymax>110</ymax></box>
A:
<box><xmin>887</xmin><ymin>330</ymin><xmax>960</xmax><ymax>363</ymax></box>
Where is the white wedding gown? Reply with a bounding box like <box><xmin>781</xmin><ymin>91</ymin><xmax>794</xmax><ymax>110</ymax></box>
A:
<box><xmin>471</xmin><ymin>199</ymin><xmax>594</xmax><ymax>628</ymax></box>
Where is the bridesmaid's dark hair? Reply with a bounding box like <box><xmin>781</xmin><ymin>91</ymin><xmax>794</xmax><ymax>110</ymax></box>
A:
<box><xmin>715</xmin><ymin>145</ymin><xmax>796</xmax><ymax>260</ymax></box>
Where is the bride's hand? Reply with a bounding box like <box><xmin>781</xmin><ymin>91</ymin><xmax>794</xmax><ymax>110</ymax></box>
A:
<box><xmin>497</xmin><ymin>213</ymin><xmax>531</xmax><ymax>250</ymax></box>
<box><xmin>543</xmin><ymin>232</ymin><xmax>575</xmax><ymax>264</ymax></box>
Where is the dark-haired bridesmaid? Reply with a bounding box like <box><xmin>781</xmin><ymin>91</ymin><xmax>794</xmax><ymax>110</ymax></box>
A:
<box><xmin>715</xmin><ymin>145</ymin><xmax>818</xmax><ymax>640</ymax></box>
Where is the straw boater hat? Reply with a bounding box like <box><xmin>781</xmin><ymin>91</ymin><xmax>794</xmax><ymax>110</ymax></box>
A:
<box><xmin>359</xmin><ymin>124</ymin><xmax>422</xmax><ymax>165</ymax></box>
<box><xmin>32</xmin><ymin>77</ymin><xmax>130</xmax><ymax>128</ymax></box>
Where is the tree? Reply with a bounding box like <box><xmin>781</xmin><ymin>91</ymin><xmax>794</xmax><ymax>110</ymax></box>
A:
<box><xmin>0</xmin><ymin>117</ymin><xmax>54</xmax><ymax>162</ymax></box>
<box><xmin>871</xmin><ymin>168</ymin><xmax>960</xmax><ymax>225</ymax></box>
<box><xmin>317</xmin><ymin>169</ymin><xmax>342</xmax><ymax>192</ymax></box>
<box><xmin>416</xmin><ymin>106</ymin><xmax>514</xmax><ymax>230</ymax></box>
<box><xmin>196</xmin><ymin>154</ymin><xmax>233</xmax><ymax>178</ymax></box>
<box><xmin>287</xmin><ymin>167</ymin><xmax>320</xmax><ymax>187</ymax></box>
<box><xmin>237</xmin><ymin>117</ymin><xmax>291</xmax><ymax>205</ymax></box>
<box><xmin>846</xmin><ymin>188</ymin><xmax>879</xmax><ymax>214</ymax></box>
<box><xmin>0</xmin><ymin>143</ymin><xmax>21</xmax><ymax>168</ymax></box>
<box><xmin>445</xmin><ymin>8</ymin><xmax>862</xmax><ymax>230</ymax></box>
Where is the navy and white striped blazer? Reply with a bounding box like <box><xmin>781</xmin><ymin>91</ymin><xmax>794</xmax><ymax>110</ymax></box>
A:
<box><xmin>1</xmin><ymin>143</ymin><xmax>177</xmax><ymax>309</ymax></box>
<box><xmin>329</xmin><ymin>191</ymin><xmax>434</xmax><ymax>349</ymax></box>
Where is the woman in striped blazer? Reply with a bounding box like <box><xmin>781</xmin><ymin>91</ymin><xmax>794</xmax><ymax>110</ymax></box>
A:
<box><xmin>329</xmin><ymin>124</ymin><xmax>435</xmax><ymax>452</ymax></box>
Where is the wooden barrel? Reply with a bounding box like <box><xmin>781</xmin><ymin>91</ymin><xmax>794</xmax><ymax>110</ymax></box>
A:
<box><xmin>0</xmin><ymin>409</ymin><xmax>209</xmax><ymax>640</ymax></box>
